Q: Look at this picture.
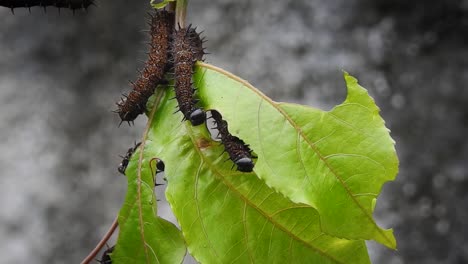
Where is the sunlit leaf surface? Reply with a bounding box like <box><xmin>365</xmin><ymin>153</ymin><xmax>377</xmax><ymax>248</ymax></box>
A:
<box><xmin>112</xmin><ymin>144</ymin><xmax>186</xmax><ymax>264</ymax></box>
<box><xmin>142</xmin><ymin>64</ymin><xmax>375</xmax><ymax>263</ymax></box>
<box><xmin>192</xmin><ymin>64</ymin><xmax>398</xmax><ymax>249</ymax></box>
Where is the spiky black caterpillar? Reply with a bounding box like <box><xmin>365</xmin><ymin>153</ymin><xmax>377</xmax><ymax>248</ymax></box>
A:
<box><xmin>172</xmin><ymin>25</ymin><xmax>207</xmax><ymax>126</ymax></box>
<box><xmin>118</xmin><ymin>142</ymin><xmax>165</xmax><ymax>187</ymax></box>
<box><xmin>115</xmin><ymin>10</ymin><xmax>174</xmax><ymax>126</ymax></box>
<box><xmin>98</xmin><ymin>245</ymin><xmax>114</xmax><ymax>264</ymax></box>
<box><xmin>210</xmin><ymin>110</ymin><xmax>256</xmax><ymax>172</ymax></box>
<box><xmin>0</xmin><ymin>0</ymin><xmax>95</xmax><ymax>11</ymax></box>
<box><xmin>118</xmin><ymin>142</ymin><xmax>142</xmax><ymax>175</ymax></box>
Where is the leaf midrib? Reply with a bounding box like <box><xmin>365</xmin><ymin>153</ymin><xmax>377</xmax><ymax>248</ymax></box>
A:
<box><xmin>184</xmin><ymin>124</ymin><xmax>342</xmax><ymax>264</ymax></box>
<box><xmin>134</xmin><ymin>89</ymin><xmax>166</xmax><ymax>264</ymax></box>
<box><xmin>198</xmin><ymin>62</ymin><xmax>393</xmax><ymax>247</ymax></box>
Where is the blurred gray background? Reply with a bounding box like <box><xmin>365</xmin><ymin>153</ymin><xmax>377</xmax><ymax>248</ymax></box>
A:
<box><xmin>0</xmin><ymin>0</ymin><xmax>467</xmax><ymax>263</ymax></box>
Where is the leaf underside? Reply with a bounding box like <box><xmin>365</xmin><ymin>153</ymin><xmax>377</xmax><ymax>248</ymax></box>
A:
<box><xmin>146</xmin><ymin>125</ymin><xmax>369</xmax><ymax>263</ymax></box>
<box><xmin>193</xmin><ymin>64</ymin><xmax>398</xmax><ymax>249</ymax></box>
<box><xmin>116</xmin><ymin>62</ymin><xmax>397</xmax><ymax>264</ymax></box>
<box><xmin>112</xmin><ymin>146</ymin><xmax>186</xmax><ymax>264</ymax></box>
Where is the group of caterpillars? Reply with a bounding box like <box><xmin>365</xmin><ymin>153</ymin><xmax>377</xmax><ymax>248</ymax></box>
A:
<box><xmin>115</xmin><ymin>10</ymin><xmax>206</xmax><ymax>127</ymax></box>
<box><xmin>118</xmin><ymin>141</ymin><xmax>165</xmax><ymax>184</ymax></box>
<box><xmin>2</xmin><ymin>3</ymin><xmax>257</xmax><ymax>263</ymax></box>
<box><xmin>115</xmin><ymin>9</ymin><xmax>256</xmax><ymax>173</ymax></box>
<box><xmin>0</xmin><ymin>2</ymin><xmax>256</xmax><ymax>172</ymax></box>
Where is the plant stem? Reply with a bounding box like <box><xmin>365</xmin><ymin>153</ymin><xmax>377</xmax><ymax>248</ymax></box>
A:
<box><xmin>175</xmin><ymin>0</ymin><xmax>188</xmax><ymax>28</ymax></box>
<box><xmin>80</xmin><ymin>217</ymin><xmax>118</xmax><ymax>264</ymax></box>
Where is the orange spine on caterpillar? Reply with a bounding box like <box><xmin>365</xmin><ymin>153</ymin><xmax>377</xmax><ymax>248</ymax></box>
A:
<box><xmin>115</xmin><ymin>10</ymin><xmax>174</xmax><ymax>126</ymax></box>
<box><xmin>210</xmin><ymin>110</ymin><xmax>256</xmax><ymax>172</ymax></box>
<box><xmin>171</xmin><ymin>25</ymin><xmax>208</xmax><ymax>126</ymax></box>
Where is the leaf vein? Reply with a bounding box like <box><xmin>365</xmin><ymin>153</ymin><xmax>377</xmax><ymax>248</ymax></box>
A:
<box><xmin>199</xmin><ymin>63</ymin><xmax>394</xmax><ymax>246</ymax></box>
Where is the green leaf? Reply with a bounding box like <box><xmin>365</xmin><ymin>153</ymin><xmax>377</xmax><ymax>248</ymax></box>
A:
<box><xmin>150</xmin><ymin>0</ymin><xmax>175</xmax><ymax>9</ymax></box>
<box><xmin>194</xmin><ymin>64</ymin><xmax>398</xmax><ymax>249</ymax></box>
<box><xmin>144</xmin><ymin>83</ymin><xmax>371</xmax><ymax>263</ymax></box>
<box><xmin>112</xmin><ymin>144</ymin><xmax>186</xmax><ymax>264</ymax></box>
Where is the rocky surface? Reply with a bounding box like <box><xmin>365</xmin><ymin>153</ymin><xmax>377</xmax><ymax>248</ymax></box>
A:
<box><xmin>0</xmin><ymin>0</ymin><xmax>467</xmax><ymax>263</ymax></box>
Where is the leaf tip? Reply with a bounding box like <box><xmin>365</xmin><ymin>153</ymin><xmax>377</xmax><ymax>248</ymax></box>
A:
<box><xmin>376</xmin><ymin>228</ymin><xmax>398</xmax><ymax>250</ymax></box>
<box><xmin>342</xmin><ymin>70</ymin><xmax>358</xmax><ymax>86</ymax></box>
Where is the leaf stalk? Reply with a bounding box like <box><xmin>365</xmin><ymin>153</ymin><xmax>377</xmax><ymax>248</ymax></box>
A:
<box><xmin>175</xmin><ymin>0</ymin><xmax>188</xmax><ymax>28</ymax></box>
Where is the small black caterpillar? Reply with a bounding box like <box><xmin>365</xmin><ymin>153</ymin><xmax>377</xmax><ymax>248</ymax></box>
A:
<box><xmin>0</xmin><ymin>0</ymin><xmax>95</xmax><ymax>11</ymax></box>
<box><xmin>97</xmin><ymin>245</ymin><xmax>114</xmax><ymax>264</ymax></box>
<box><xmin>115</xmin><ymin>10</ymin><xmax>174</xmax><ymax>126</ymax></box>
<box><xmin>149</xmin><ymin>157</ymin><xmax>165</xmax><ymax>187</ymax></box>
<box><xmin>172</xmin><ymin>25</ymin><xmax>207</xmax><ymax>126</ymax></box>
<box><xmin>118</xmin><ymin>142</ymin><xmax>142</xmax><ymax>175</ymax></box>
<box><xmin>150</xmin><ymin>158</ymin><xmax>165</xmax><ymax>175</ymax></box>
<box><xmin>119</xmin><ymin>143</ymin><xmax>165</xmax><ymax>187</ymax></box>
<box><xmin>210</xmin><ymin>110</ymin><xmax>256</xmax><ymax>172</ymax></box>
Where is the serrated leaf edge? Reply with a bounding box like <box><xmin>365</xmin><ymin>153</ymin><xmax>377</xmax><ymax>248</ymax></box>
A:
<box><xmin>163</xmin><ymin>122</ymin><xmax>351</xmax><ymax>263</ymax></box>
<box><xmin>196</xmin><ymin>62</ymin><xmax>396</xmax><ymax>249</ymax></box>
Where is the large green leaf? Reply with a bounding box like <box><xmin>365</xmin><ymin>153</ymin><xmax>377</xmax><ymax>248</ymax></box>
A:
<box><xmin>143</xmin><ymin>83</ymin><xmax>371</xmax><ymax>263</ymax></box>
<box><xmin>112</xmin><ymin>139</ymin><xmax>186</xmax><ymax>264</ymax></box>
<box><xmin>193</xmin><ymin>64</ymin><xmax>398</xmax><ymax>249</ymax></box>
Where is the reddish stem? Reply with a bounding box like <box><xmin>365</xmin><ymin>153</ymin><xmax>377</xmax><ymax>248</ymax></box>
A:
<box><xmin>80</xmin><ymin>217</ymin><xmax>119</xmax><ymax>264</ymax></box>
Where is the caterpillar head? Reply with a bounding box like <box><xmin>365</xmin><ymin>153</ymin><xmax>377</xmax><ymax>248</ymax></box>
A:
<box><xmin>189</xmin><ymin>108</ymin><xmax>206</xmax><ymax>126</ymax></box>
<box><xmin>235</xmin><ymin>157</ymin><xmax>254</xmax><ymax>172</ymax></box>
<box><xmin>99</xmin><ymin>245</ymin><xmax>114</xmax><ymax>264</ymax></box>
